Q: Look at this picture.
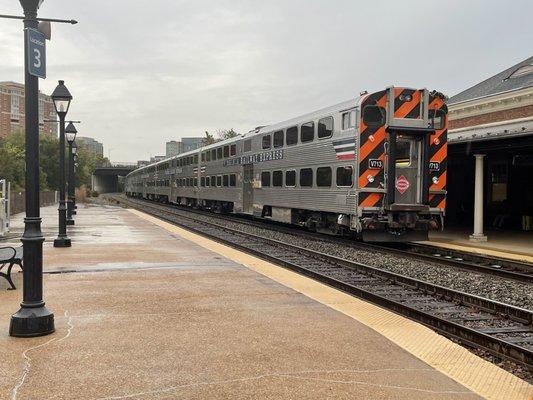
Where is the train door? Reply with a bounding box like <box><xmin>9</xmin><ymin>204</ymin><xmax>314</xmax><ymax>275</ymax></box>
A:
<box><xmin>394</xmin><ymin>134</ymin><xmax>422</xmax><ymax>204</ymax></box>
<box><xmin>243</xmin><ymin>164</ymin><xmax>254</xmax><ymax>213</ymax></box>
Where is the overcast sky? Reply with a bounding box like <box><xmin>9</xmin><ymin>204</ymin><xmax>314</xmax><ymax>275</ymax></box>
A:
<box><xmin>0</xmin><ymin>0</ymin><xmax>531</xmax><ymax>162</ymax></box>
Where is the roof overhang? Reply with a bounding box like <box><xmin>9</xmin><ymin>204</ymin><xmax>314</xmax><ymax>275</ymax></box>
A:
<box><xmin>449</xmin><ymin>117</ymin><xmax>533</xmax><ymax>144</ymax></box>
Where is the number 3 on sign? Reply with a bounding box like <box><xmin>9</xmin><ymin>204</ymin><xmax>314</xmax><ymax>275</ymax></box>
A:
<box><xmin>33</xmin><ymin>48</ymin><xmax>41</xmax><ymax>68</ymax></box>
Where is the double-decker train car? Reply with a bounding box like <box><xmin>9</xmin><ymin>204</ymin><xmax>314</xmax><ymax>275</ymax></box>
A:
<box><xmin>125</xmin><ymin>86</ymin><xmax>448</xmax><ymax>241</ymax></box>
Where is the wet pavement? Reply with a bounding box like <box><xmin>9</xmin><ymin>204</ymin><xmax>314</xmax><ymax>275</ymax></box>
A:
<box><xmin>0</xmin><ymin>204</ymin><xmax>508</xmax><ymax>399</ymax></box>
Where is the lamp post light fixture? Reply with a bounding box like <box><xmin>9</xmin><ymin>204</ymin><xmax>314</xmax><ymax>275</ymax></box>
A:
<box><xmin>51</xmin><ymin>80</ymin><xmax>72</xmax><ymax>247</ymax></box>
<box><xmin>9</xmin><ymin>0</ymin><xmax>55</xmax><ymax>338</ymax></box>
<box><xmin>65</xmin><ymin>122</ymin><xmax>77</xmax><ymax>225</ymax></box>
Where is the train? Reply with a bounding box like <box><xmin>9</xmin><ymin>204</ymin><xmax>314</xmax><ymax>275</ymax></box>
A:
<box><xmin>125</xmin><ymin>86</ymin><xmax>448</xmax><ymax>242</ymax></box>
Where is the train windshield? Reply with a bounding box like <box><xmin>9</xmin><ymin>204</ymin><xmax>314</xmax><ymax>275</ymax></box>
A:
<box><xmin>395</xmin><ymin>139</ymin><xmax>411</xmax><ymax>167</ymax></box>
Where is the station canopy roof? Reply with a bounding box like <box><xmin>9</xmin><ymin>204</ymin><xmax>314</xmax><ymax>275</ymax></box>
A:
<box><xmin>449</xmin><ymin>55</ymin><xmax>533</xmax><ymax>105</ymax></box>
<box><xmin>449</xmin><ymin>117</ymin><xmax>533</xmax><ymax>144</ymax></box>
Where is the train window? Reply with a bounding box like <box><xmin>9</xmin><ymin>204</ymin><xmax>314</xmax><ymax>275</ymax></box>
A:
<box><xmin>230</xmin><ymin>174</ymin><xmax>236</xmax><ymax>187</ymax></box>
<box><xmin>244</xmin><ymin>139</ymin><xmax>252</xmax><ymax>152</ymax></box>
<box><xmin>428</xmin><ymin>109</ymin><xmax>445</xmax><ymax>130</ymax></box>
<box><xmin>194</xmin><ymin>177</ymin><xmax>198</xmax><ymax>187</ymax></box>
<box><xmin>206</xmin><ymin>177</ymin><xmax>210</xmax><ymax>187</ymax></box>
<box><xmin>211</xmin><ymin>149</ymin><xmax>217</xmax><ymax>160</ymax></box>
<box><xmin>216</xmin><ymin>175</ymin><xmax>222</xmax><ymax>187</ymax></box>
<box><xmin>223</xmin><ymin>175</ymin><xmax>229</xmax><ymax>187</ymax></box>
<box><xmin>336</xmin><ymin>166</ymin><xmax>353</xmax><ymax>187</ymax></box>
<box><xmin>194</xmin><ymin>155</ymin><xmax>198</xmax><ymax>164</ymax></box>
<box><xmin>396</xmin><ymin>139</ymin><xmax>411</xmax><ymax>167</ymax></box>
<box><xmin>201</xmin><ymin>152</ymin><xmax>205</xmax><ymax>162</ymax></box>
<box><xmin>316</xmin><ymin>167</ymin><xmax>332</xmax><ymax>187</ymax></box>
<box><xmin>217</xmin><ymin>147</ymin><xmax>223</xmax><ymax>159</ymax></box>
<box><xmin>261</xmin><ymin>171</ymin><xmax>271</xmax><ymax>187</ymax></box>
<box><xmin>201</xmin><ymin>177</ymin><xmax>205</xmax><ymax>187</ymax></box>
<box><xmin>362</xmin><ymin>105</ymin><xmax>386</xmax><ymax>127</ymax></box>
<box><xmin>206</xmin><ymin>151</ymin><xmax>211</xmax><ymax>162</ymax></box>
<box><xmin>318</xmin><ymin>116</ymin><xmax>333</xmax><ymax>139</ymax></box>
<box><xmin>230</xmin><ymin>144</ymin><xmax>236</xmax><ymax>156</ymax></box>
<box><xmin>286</xmin><ymin>126</ymin><xmax>298</xmax><ymax>146</ymax></box>
<box><xmin>342</xmin><ymin>112</ymin><xmax>350</xmax><ymax>130</ymax></box>
<box><xmin>176</xmin><ymin>179</ymin><xmax>180</xmax><ymax>187</ymax></box>
<box><xmin>272</xmin><ymin>170</ymin><xmax>283</xmax><ymax>187</ymax></box>
<box><xmin>301</xmin><ymin>122</ymin><xmax>314</xmax><ymax>143</ymax></box>
<box><xmin>262</xmin><ymin>135</ymin><xmax>271</xmax><ymax>149</ymax></box>
<box><xmin>300</xmin><ymin>168</ymin><xmax>313</xmax><ymax>187</ymax></box>
<box><xmin>166</xmin><ymin>180</ymin><xmax>170</xmax><ymax>187</ymax></box>
<box><xmin>273</xmin><ymin>130</ymin><xmax>284</xmax><ymax>148</ymax></box>
<box><xmin>223</xmin><ymin>146</ymin><xmax>229</xmax><ymax>158</ymax></box>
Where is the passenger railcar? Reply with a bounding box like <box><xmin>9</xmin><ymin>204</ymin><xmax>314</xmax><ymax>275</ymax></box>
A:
<box><xmin>125</xmin><ymin>86</ymin><xmax>448</xmax><ymax>241</ymax></box>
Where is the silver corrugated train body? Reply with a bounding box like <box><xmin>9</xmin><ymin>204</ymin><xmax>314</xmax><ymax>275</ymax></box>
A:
<box><xmin>125</xmin><ymin>87</ymin><xmax>448</xmax><ymax>241</ymax></box>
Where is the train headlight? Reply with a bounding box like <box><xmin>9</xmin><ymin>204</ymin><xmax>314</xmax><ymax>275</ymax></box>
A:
<box><xmin>432</xmin><ymin>176</ymin><xmax>439</xmax><ymax>184</ymax></box>
<box><xmin>367</xmin><ymin>175</ymin><xmax>375</xmax><ymax>183</ymax></box>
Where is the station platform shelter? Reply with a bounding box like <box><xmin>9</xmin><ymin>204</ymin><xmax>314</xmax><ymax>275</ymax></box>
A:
<box><xmin>1</xmin><ymin>203</ymin><xmax>530</xmax><ymax>399</ymax></box>
<box><xmin>444</xmin><ymin>56</ymin><xmax>533</xmax><ymax>242</ymax></box>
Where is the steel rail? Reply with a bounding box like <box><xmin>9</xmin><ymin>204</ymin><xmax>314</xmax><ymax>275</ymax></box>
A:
<box><xmin>111</xmin><ymin>195</ymin><xmax>533</xmax><ymax>284</ymax></box>
<box><xmin>108</xmin><ymin>195</ymin><xmax>533</xmax><ymax>369</ymax></box>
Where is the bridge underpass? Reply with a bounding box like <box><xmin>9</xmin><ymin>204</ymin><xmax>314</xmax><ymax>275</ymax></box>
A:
<box><xmin>92</xmin><ymin>163</ymin><xmax>136</xmax><ymax>194</ymax></box>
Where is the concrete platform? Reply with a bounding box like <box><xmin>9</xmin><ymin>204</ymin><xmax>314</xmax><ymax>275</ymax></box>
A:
<box><xmin>426</xmin><ymin>228</ymin><xmax>533</xmax><ymax>263</ymax></box>
<box><xmin>0</xmin><ymin>204</ymin><xmax>531</xmax><ymax>399</ymax></box>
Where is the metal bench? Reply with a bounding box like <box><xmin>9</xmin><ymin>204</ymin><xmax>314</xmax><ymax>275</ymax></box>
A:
<box><xmin>0</xmin><ymin>246</ymin><xmax>23</xmax><ymax>290</ymax></box>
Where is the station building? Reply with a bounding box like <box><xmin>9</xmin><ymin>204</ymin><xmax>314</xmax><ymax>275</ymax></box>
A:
<box><xmin>446</xmin><ymin>56</ymin><xmax>533</xmax><ymax>239</ymax></box>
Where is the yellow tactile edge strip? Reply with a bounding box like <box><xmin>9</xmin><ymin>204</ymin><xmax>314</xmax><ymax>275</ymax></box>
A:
<box><xmin>420</xmin><ymin>241</ymin><xmax>533</xmax><ymax>264</ymax></box>
<box><xmin>129</xmin><ymin>208</ymin><xmax>533</xmax><ymax>400</ymax></box>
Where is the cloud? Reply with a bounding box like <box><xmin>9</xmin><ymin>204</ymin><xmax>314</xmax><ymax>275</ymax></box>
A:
<box><xmin>0</xmin><ymin>0</ymin><xmax>531</xmax><ymax>161</ymax></box>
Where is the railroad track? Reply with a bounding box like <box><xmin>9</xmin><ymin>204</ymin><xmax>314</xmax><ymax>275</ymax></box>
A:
<box><xmin>107</xmin><ymin>195</ymin><xmax>533</xmax><ymax>284</ymax></box>
<box><xmin>107</xmin><ymin>194</ymin><xmax>533</xmax><ymax>370</ymax></box>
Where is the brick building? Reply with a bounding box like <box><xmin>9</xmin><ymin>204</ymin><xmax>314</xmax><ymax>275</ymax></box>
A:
<box><xmin>77</xmin><ymin>136</ymin><xmax>104</xmax><ymax>156</ymax></box>
<box><xmin>0</xmin><ymin>81</ymin><xmax>57</xmax><ymax>139</ymax></box>
<box><xmin>446</xmin><ymin>56</ymin><xmax>533</xmax><ymax>237</ymax></box>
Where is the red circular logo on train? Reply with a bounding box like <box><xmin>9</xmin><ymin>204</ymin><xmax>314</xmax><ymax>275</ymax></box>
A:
<box><xmin>395</xmin><ymin>175</ymin><xmax>410</xmax><ymax>194</ymax></box>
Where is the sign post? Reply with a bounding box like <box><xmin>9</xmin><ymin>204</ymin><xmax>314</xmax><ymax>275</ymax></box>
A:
<box><xmin>26</xmin><ymin>27</ymin><xmax>46</xmax><ymax>78</ymax></box>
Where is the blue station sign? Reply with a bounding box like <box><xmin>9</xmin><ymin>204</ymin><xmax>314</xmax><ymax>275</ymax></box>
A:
<box><xmin>26</xmin><ymin>28</ymin><xmax>46</xmax><ymax>79</ymax></box>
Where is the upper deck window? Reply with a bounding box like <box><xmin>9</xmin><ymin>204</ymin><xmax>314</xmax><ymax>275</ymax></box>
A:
<box><xmin>273</xmin><ymin>130</ymin><xmax>284</xmax><ymax>148</ymax></box>
<box><xmin>223</xmin><ymin>146</ymin><xmax>229</xmax><ymax>158</ymax></box>
<box><xmin>318</xmin><ymin>116</ymin><xmax>333</xmax><ymax>139</ymax></box>
<box><xmin>286</xmin><ymin>126</ymin><xmax>298</xmax><ymax>146</ymax></box>
<box><xmin>262</xmin><ymin>134</ymin><xmax>271</xmax><ymax>149</ymax></box>
<box><xmin>243</xmin><ymin>139</ymin><xmax>252</xmax><ymax>152</ymax></box>
<box><xmin>230</xmin><ymin>144</ymin><xmax>236</xmax><ymax>156</ymax></box>
<box><xmin>301</xmin><ymin>122</ymin><xmax>314</xmax><ymax>143</ymax></box>
<box><xmin>342</xmin><ymin>110</ymin><xmax>357</xmax><ymax>130</ymax></box>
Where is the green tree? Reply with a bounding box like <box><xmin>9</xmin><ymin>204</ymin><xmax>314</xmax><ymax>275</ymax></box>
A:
<box><xmin>0</xmin><ymin>130</ymin><xmax>108</xmax><ymax>191</ymax></box>
<box><xmin>202</xmin><ymin>130</ymin><xmax>216</xmax><ymax>146</ymax></box>
<box><xmin>217</xmin><ymin>128</ymin><xmax>239</xmax><ymax>141</ymax></box>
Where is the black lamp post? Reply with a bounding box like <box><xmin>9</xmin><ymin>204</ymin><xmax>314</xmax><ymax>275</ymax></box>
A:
<box><xmin>10</xmin><ymin>0</ymin><xmax>55</xmax><ymax>338</ymax></box>
<box><xmin>65</xmin><ymin>122</ymin><xmax>77</xmax><ymax>225</ymax></box>
<box><xmin>51</xmin><ymin>80</ymin><xmax>72</xmax><ymax>247</ymax></box>
<box><xmin>71</xmin><ymin>142</ymin><xmax>78</xmax><ymax>215</ymax></box>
